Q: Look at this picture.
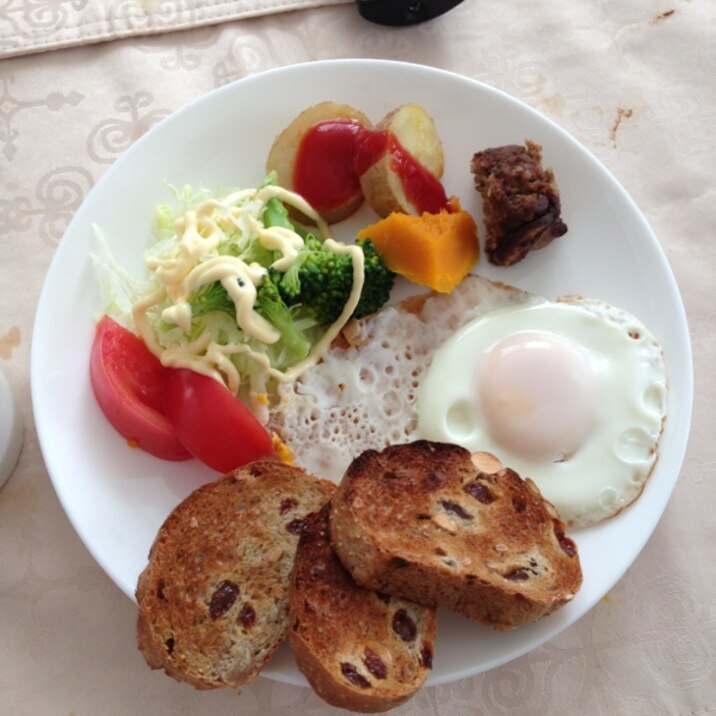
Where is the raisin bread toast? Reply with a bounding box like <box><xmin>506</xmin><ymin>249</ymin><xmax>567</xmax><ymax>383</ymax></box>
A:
<box><xmin>329</xmin><ymin>442</ymin><xmax>582</xmax><ymax>630</ymax></box>
<box><xmin>136</xmin><ymin>461</ymin><xmax>334</xmax><ymax>690</ymax></box>
<box><xmin>288</xmin><ymin>504</ymin><xmax>436</xmax><ymax>712</ymax></box>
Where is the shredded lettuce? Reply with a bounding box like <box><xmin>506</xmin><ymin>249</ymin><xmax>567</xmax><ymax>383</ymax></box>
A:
<box><xmin>90</xmin><ymin>226</ymin><xmax>148</xmax><ymax>327</ymax></box>
<box><xmin>92</xmin><ymin>174</ymin><xmax>333</xmax><ymax>400</ymax></box>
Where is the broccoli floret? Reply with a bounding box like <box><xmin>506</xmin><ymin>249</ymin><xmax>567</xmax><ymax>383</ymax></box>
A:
<box><xmin>254</xmin><ymin>269</ymin><xmax>312</xmax><ymax>362</ymax></box>
<box><xmin>189</xmin><ymin>280</ymin><xmax>235</xmax><ymax>318</ymax></box>
<box><xmin>354</xmin><ymin>239</ymin><xmax>395</xmax><ymax>319</ymax></box>
<box><xmin>276</xmin><ymin>235</ymin><xmax>316</xmax><ymax>303</ymax></box>
<box><xmin>288</xmin><ymin>242</ymin><xmax>351</xmax><ymax>326</ymax></box>
<box><xmin>187</xmin><ymin>227</ymin><xmax>393</xmax><ymax>365</ymax></box>
<box><xmin>261</xmin><ymin>195</ymin><xmax>294</xmax><ymax>231</ymax></box>
<box><xmin>277</xmin><ymin>236</ymin><xmax>394</xmax><ymax>326</ymax></box>
<box><xmin>189</xmin><ymin>275</ymin><xmax>312</xmax><ymax>363</ymax></box>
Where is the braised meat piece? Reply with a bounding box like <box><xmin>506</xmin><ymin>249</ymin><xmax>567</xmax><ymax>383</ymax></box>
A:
<box><xmin>470</xmin><ymin>140</ymin><xmax>568</xmax><ymax>266</ymax></box>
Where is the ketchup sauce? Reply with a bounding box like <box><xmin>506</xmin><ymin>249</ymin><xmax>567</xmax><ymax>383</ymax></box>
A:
<box><xmin>293</xmin><ymin>119</ymin><xmax>364</xmax><ymax>212</ymax></box>
<box><xmin>352</xmin><ymin>129</ymin><xmax>450</xmax><ymax>214</ymax></box>
<box><xmin>293</xmin><ymin>119</ymin><xmax>450</xmax><ymax>216</ymax></box>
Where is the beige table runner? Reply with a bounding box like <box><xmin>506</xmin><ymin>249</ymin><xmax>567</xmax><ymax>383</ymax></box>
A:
<box><xmin>0</xmin><ymin>0</ymin><xmax>351</xmax><ymax>58</ymax></box>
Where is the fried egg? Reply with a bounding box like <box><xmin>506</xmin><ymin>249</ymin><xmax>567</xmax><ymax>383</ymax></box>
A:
<box><xmin>268</xmin><ymin>275</ymin><xmax>667</xmax><ymax>529</ymax></box>
<box><xmin>269</xmin><ymin>276</ymin><xmax>529</xmax><ymax>481</ymax></box>
<box><xmin>416</xmin><ymin>296</ymin><xmax>667</xmax><ymax>528</ymax></box>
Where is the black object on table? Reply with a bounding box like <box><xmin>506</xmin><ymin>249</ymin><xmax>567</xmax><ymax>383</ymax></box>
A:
<box><xmin>356</xmin><ymin>0</ymin><xmax>466</xmax><ymax>26</ymax></box>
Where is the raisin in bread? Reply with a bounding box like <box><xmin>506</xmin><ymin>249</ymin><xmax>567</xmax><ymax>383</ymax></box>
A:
<box><xmin>288</xmin><ymin>504</ymin><xmax>436</xmax><ymax>713</ymax></box>
<box><xmin>329</xmin><ymin>442</ymin><xmax>582</xmax><ymax>630</ymax></box>
<box><xmin>136</xmin><ymin>461</ymin><xmax>334</xmax><ymax>689</ymax></box>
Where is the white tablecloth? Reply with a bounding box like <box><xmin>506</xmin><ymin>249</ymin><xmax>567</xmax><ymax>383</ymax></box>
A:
<box><xmin>1</xmin><ymin>0</ymin><xmax>714</xmax><ymax>713</ymax></box>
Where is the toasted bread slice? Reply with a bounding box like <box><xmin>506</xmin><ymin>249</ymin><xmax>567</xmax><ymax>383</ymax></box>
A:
<box><xmin>329</xmin><ymin>442</ymin><xmax>582</xmax><ymax>630</ymax></box>
<box><xmin>288</xmin><ymin>504</ymin><xmax>436</xmax><ymax>712</ymax></box>
<box><xmin>136</xmin><ymin>462</ymin><xmax>334</xmax><ymax>690</ymax></box>
<box><xmin>266</xmin><ymin>101</ymin><xmax>371</xmax><ymax>224</ymax></box>
<box><xmin>359</xmin><ymin>103</ymin><xmax>445</xmax><ymax>218</ymax></box>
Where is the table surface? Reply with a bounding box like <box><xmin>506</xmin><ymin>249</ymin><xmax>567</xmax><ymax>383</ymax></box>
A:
<box><xmin>1</xmin><ymin>1</ymin><xmax>714</xmax><ymax>714</ymax></box>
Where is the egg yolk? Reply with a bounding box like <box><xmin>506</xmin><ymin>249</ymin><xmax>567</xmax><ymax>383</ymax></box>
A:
<box><xmin>477</xmin><ymin>331</ymin><xmax>597</xmax><ymax>461</ymax></box>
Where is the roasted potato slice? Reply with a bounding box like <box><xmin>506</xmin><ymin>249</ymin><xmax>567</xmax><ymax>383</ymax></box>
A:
<box><xmin>359</xmin><ymin>103</ymin><xmax>445</xmax><ymax>218</ymax></box>
<box><xmin>266</xmin><ymin>101</ymin><xmax>371</xmax><ymax>225</ymax></box>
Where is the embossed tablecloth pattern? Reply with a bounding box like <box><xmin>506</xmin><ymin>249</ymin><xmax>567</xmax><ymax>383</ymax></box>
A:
<box><xmin>1</xmin><ymin>1</ymin><xmax>715</xmax><ymax>714</ymax></box>
<box><xmin>0</xmin><ymin>0</ymin><xmax>351</xmax><ymax>57</ymax></box>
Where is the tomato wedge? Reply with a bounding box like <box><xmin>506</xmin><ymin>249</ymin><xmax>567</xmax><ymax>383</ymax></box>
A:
<box><xmin>90</xmin><ymin>316</ymin><xmax>191</xmax><ymax>460</ymax></box>
<box><xmin>162</xmin><ymin>368</ymin><xmax>275</xmax><ymax>473</ymax></box>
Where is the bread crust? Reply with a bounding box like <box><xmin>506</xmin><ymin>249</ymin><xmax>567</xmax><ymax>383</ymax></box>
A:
<box><xmin>329</xmin><ymin>442</ymin><xmax>582</xmax><ymax>630</ymax></box>
<box><xmin>136</xmin><ymin>462</ymin><xmax>334</xmax><ymax>689</ymax></box>
<box><xmin>288</xmin><ymin>504</ymin><xmax>436</xmax><ymax>712</ymax></box>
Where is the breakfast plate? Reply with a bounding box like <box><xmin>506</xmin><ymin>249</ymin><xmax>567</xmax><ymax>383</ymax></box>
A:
<box><xmin>31</xmin><ymin>59</ymin><xmax>693</xmax><ymax>686</ymax></box>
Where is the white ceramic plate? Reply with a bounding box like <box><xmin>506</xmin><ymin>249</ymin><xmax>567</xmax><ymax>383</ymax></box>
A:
<box><xmin>31</xmin><ymin>60</ymin><xmax>693</xmax><ymax>686</ymax></box>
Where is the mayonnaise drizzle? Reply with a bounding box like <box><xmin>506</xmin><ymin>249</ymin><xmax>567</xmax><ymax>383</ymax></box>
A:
<box><xmin>282</xmin><ymin>238</ymin><xmax>364</xmax><ymax>381</ymax></box>
<box><xmin>132</xmin><ymin>184</ymin><xmax>363</xmax><ymax>396</ymax></box>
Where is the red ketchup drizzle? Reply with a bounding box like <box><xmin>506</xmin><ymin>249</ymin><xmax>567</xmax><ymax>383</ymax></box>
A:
<box><xmin>293</xmin><ymin>119</ymin><xmax>365</xmax><ymax>213</ymax></box>
<box><xmin>352</xmin><ymin>128</ymin><xmax>450</xmax><ymax>214</ymax></box>
<box><xmin>294</xmin><ymin>120</ymin><xmax>451</xmax><ymax>217</ymax></box>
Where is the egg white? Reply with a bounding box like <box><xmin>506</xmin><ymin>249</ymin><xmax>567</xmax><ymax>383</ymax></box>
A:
<box><xmin>269</xmin><ymin>276</ymin><xmax>535</xmax><ymax>481</ymax></box>
<box><xmin>416</xmin><ymin>296</ymin><xmax>667</xmax><ymax>529</ymax></box>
